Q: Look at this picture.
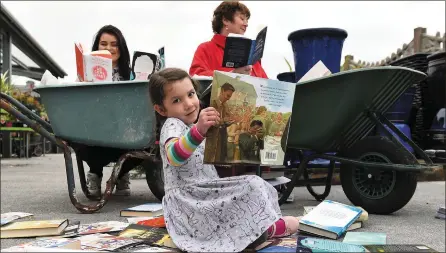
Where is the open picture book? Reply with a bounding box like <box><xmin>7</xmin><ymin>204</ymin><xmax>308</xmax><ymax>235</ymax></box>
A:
<box><xmin>203</xmin><ymin>70</ymin><xmax>296</xmax><ymax>166</ymax></box>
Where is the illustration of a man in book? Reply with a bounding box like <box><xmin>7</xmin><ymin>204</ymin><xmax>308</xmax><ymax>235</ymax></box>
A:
<box><xmin>204</xmin><ymin>82</ymin><xmax>235</xmax><ymax>163</ymax></box>
<box><xmin>238</xmin><ymin>120</ymin><xmax>264</xmax><ymax>163</ymax></box>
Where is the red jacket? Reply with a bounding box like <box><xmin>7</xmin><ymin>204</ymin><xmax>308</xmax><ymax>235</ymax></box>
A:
<box><xmin>189</xmin><ymin>34</ymin><xmax>268</xmax><ymax>78</ymax></box>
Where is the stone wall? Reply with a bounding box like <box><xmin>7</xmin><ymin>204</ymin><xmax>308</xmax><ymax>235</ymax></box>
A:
<box><xmin>341</xmin><ymin>27</ymin><xmax>445</xmax><ymax>71</ymax></box>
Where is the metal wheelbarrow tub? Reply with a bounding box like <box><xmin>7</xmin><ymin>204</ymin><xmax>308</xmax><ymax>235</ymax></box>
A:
<box><xmin>286</xmin><ymin>66</ymin><xmax>427</xmax><ymax>152</ymax></box>
<box><xmin>34</xmin><ymin>80</ymin><xmax>155</xmax><ymax>150</ymax></box>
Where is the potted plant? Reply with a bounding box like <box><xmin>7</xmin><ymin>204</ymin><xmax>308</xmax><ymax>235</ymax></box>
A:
<box><xmin>276</xmin><ymin>57</ymin><xmax>296</xmax><ymax>82</ymax></box>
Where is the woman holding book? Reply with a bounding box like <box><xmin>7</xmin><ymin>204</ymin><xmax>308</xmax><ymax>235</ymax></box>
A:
<box><xmin>71</xmin><ymin>25</ymin><xmax>138</xmax><ymax>198</ymax></box>
<box><xmin>189</xmin><ymin>1</ymin><xmax>268</xmax><ymax>78</ymax></box>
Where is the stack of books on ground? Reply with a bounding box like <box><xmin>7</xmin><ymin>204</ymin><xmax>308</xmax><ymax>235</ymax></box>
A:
<box><xmin>298</xmin><ymin>200</ymin><xmax>366</xmax><ymax>239</ymax></box>
<box><xmin>0</xmin><ymin>204</ymin><xmax>180</xmax><ymax>252</ymax></box>
<box><xmin>302</xmin><ymin>202</ymin><xmax>369</xmax><ymax>232</ymax></box>
<box><xmin>256</xmin><ymin>235</ymin><xmax>438</xmax><ymax>252</ymax></box>
<box><xmin>255</xmin><ymin>200</ymin><xmax>438</xmax><ymax>252</ymax></box>
<box><xmin>435</xmin><ymin>206</ymin><xmax>445</xmax><ymax>220</ymax></box>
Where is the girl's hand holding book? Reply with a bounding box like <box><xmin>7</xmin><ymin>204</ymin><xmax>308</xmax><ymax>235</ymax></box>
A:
<box><xmin>196</xmin><ymin>107</ymin><xmax>220</xmax><ymax>136</ymax></box>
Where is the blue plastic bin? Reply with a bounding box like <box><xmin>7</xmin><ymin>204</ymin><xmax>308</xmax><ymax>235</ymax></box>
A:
<box><xmin>288</xmin><ymin>28</ymin><xmax>348</xmax><ymax>82</ymax></box>
<box><xmin>378</xmin><ymin>123</ymin><xmax>414</xmax><ymax>153</ymax></box>
<box><xmin>385</xmin><ymin>86</ymin><xmax>416</xmax><ymax>124</ymax></box>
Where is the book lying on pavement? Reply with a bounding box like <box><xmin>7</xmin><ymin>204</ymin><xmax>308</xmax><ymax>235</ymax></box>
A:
<box><xmin>435</xmin><ymin>206</ymin><xmax>445</xmax><ymax>220</ymax></box>
<box><xmin>342</xmin><ymin>232</ymin><xmax>387</xmax><ymax>245</ymax></box>
<box><xmin>119</xmin><ymin>224</ymin><xmax>177</xmax><ymax>249</ymax></box>
<box><xmin>303</xmin><ymin>205</ymin><xmax>366</xmax><ymax>232</ymax></box>
<box><xmin>78</xmin><ymin>233</ymin><xmax>142</xmax><ymax>251</ymax></box>
<box><xmin>0</xmin><ymin>219</ymin><xmax>68</xmax><ymax>239</ymax></box>
<box><xmin>1</xmin><ymin>212</ymin><xmax>33</xmax><ymax>226</ymax></box>
<box><xmin>257</xmin><ymin>237</ymin><xmax>299</xmax><ymax>252</ymax></box>
<box><xmin>77</xmin><ymin>221</ymin><xmax>129</xmax><ymax>235</ymax></box>
<box><xmin>295</xmin><ymin>236</ymin><xmax>367</xmax><ymax>252</ymax></box>
<box><xmin>303</xmin><ymin>205</ymin><xmax>368</xmax><ymax>222</ymax></box>
<box><xmin>364</xmin><ymin>244</ymin><xmax>438</xmax><ymax>252</ymax></box>
<box><xmin>1</xmin><ymin>238</ymin><xmax>81</xmax><ymax>251</ymax></box>
<box><xmin>117</xmin><ymin>243</ymin><xmax>178</xmax><ymax>252</ymax></box>
<box><xmin>120</xmin><ymin>203</ymin><xmax>163</xmax><ymax>217</ymax></box>
<box><xmin>39</xmin><ymin>220</ymin><xmax>80</xmax><ymax>239</ymax></box>
<box><xmin>298</xmin><ymin>200</ymin><xmax>363</xmax><ymax>240</ymax></box>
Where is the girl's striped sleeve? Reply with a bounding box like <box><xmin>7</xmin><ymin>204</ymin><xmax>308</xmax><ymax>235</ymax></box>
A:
<box><xmin>164</xmin><ymin>124</ymin><xmax>205</xmax><ymax>166</ymax></box>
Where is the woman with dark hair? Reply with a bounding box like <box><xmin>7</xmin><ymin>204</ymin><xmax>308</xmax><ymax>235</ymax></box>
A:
<box><xmin>189</xmin><ymin>1</ymin><xmax>268</xmax><ymax>78</ymax></box>
<box><xmin>72</xmin><ymin>25</ymin><xmax>137</xmax><ymax>198</ymax></box>
<box><xmin>91</xmin><ymin>25</ymin><xmax>132</xmax><ymax>81</ymax></box>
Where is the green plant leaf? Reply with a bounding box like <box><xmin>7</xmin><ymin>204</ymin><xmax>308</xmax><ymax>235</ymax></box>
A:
<box><xmin>284</xmin><ymin>57</ymin><xmax>293</xmax><ymax>72</ymax></box>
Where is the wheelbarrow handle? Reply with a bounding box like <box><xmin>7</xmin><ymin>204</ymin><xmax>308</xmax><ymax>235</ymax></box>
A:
<box><xmin>0</xmin><ymin>92</ymin><xmax>53</xmax><ymax>134</ymax></box>
<box><xmin>0</xmin><ymin>98</ymin><xmax>58</xmax><ymax>147</ymax></box>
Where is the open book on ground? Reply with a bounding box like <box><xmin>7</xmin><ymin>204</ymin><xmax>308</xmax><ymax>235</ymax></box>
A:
<box><xmin>1</xmin><ymin>212</ymin><xmax>33</xmax><ymax>226</ymax></box>
<box><xmin>203</xmin><ymin>70</ymin><xmax>296</xmax><ymax>166</ymax></box>
<box><xmin>222</xmin><ymin>26</ymin><xmax>267</xmax><ymax>68</ymax></box>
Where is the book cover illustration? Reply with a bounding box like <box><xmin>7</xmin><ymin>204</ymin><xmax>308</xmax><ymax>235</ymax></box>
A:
<box><xmin>77</xmin><ymin>221</ymin><xmax>129</xmax><ymax>235</ymax></box>
<box><xmin>299</xmin><ymin>200</ymin><xmax>363</xmax><ymax>239</ymax></box>
<box><xmin>203</xmin><ymin>71</ymin><xmax>296</xmax><ymax>166</ymax></box>
<box><xmin>120</xmin><ymin>243</ymin><xmax>176</xmax><ymax>252</ymax></box>
<box><xmin>118</xmin><ymin>224</ymin><xmax>177</xmax><ymax>248</ymax></box>
<box><xmin>10</xmin><ymin>238</ymin><xmax>81</xmax><ymax>250</ymax></box>
<box><xmin>132</xmin><ymin>48</ymin><xmax>165</xmax><ymax>81</ymax></box>
<box><xmin>75</xmin><ymin>43</ymin><xmax>112</xmax><ymax>82</ymax></box>
<box><xmin>222</xmin><ymin>26</ymin><xmax>267</xmax><ymax>68</ymax></box>
<box><xmin>78</xmin><ymin>233</ymin><xmax>142</xmax><ymax>251</ymax></box>
<box><xmin>257</xmin><ymin>237</ymin><xmax>297</xmax><ymax>252</ymax></box>
<box><xmin>1</xmin><ymin>212</ymin><xmax>33</xmax><ymax>226</ymax></box>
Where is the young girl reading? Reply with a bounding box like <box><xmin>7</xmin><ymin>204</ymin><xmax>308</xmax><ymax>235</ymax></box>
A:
<box><xmin>149</xmin><ymin>68</ymin><xmax>299</xmax><ymax>252</ymax></box>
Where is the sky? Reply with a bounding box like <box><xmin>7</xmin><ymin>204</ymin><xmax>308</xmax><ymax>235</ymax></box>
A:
<box><xmin>3</xmin><ymin>1</ymin><xmax>445</xmax><ymax>82</ymax></box>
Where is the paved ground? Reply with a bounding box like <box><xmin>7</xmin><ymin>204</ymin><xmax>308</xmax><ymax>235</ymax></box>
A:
<box><xmin>1</xmin><ymin>154</ymin><xmax>445</xmax><ymax>251</ymax></box>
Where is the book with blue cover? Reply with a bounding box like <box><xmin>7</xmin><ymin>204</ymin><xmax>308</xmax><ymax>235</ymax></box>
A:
<box><xmin>298</xmin><ymin>200</ymin><xmax>363</xmax><ymax>239</ymax></box>
<box><xmin>343</xmin><ymin>232</ymin><xmax>387</xmax><ymax>245</ymax></box>
<box><xmin>295</xmin><ymin>236</ymin><xmax>367</xmax><ymax>253</ymax></box>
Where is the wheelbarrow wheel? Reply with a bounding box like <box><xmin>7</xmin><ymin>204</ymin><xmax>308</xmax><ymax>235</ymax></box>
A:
<box><xmin>143</xmin><ymin>159</ymin><xmax>165</xmax><ymax>202</ymax></box>
<box><xmin>340</xmin><ymin>136</ymin><xmax>418</xmax><ymax>215</ymax></box>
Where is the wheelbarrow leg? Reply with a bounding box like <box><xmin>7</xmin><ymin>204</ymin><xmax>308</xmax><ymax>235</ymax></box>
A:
<box><xmin>59</xmin><ymin>139</ymin><xmax>151</xmax><ymax>213</ymax></box>
<box><xmin>74</xmin><ymin>153</ymin><xmax>99</xmax><ymax>201</ymax></box>
<box><xmin>279</xmin><ymin>154</ymin><xmax>315</xmax><ymax>205</ymax></box>
<box><xmin>304</xmin><ymin>160</ymin><xmax>335</xmax><ymax>201</ymax></box>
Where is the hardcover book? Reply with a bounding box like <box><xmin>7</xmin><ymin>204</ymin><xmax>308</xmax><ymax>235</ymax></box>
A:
<box><xmin>203</xmin><ymin>71</ymin><xmax>296</xmax><ymax>166</ymax></box>
<box><xmin>298</xmin><ymin>200</ymin><xmax>363</xmax><ymax>240</ymax></box>
<box><xmin>222</xmin><ymin>26</ymin><xmax>267</xmax><ymax>68</ymax></box>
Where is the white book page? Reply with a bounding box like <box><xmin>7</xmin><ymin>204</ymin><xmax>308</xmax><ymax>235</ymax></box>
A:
<box><xmin>297</xmin><ymin>60</ymin><xmax>332</xmax><ymax>83</ymax></box>
<box><xmin>303</xmin><ymin>201</ymin><xmax>358</xmax><ymax>227</ymax></box>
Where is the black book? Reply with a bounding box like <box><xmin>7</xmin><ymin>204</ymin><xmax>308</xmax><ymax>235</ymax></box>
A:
<box><xmin>222</xmin><ymin>26</ymin><xmax>267</xmax><ymax>68</ymax></box>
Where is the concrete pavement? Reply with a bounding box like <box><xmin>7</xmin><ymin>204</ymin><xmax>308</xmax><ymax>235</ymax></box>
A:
<box><xmin>1</xmin><ymin>154</ymin><xmax>445</xmax><ymax>251</ymax></box>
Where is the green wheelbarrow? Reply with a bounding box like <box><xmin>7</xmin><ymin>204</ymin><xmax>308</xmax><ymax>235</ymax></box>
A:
<box><xmin>200</xmin><ymin>66</ymin><xmax>438</xmax><ymax>215</ymax></box>
<box><xmin>0</xmin><ymin>67</ymin><xmax>437</xmax><ymax>214</ymax></box>
<box><xmin>276</xmin><ymin>66</ymin><xmax>437</xmax><ymax>214</ymax></box>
